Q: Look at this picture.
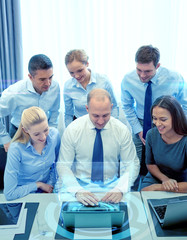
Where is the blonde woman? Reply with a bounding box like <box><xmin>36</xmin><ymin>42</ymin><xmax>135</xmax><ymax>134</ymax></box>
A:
<box><xmin>64</xmin><ymin>49</ymin><xmax>118</xmax><ymax>127</ymax></box>
<box><xmin>4</xmin><ymin>107</ymin><xmax>60</xmax><ymax>200</ymax></box>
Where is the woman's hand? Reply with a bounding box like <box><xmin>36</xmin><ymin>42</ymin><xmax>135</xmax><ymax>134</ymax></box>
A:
<box><xmin>36</xmin><ymin>182</ymin><xmax>54</xmax><ymax>193</ymax></box>
<box><xmin>162</xmin><ymin>178</ymin><xmax>178</xmax><ymax>191</ymax></box>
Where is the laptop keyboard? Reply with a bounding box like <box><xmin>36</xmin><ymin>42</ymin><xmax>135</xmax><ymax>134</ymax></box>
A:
<box><xmin>154</xmin><ymin>205</ymin><xmax>167</xmax><ymax>220</ymax></box>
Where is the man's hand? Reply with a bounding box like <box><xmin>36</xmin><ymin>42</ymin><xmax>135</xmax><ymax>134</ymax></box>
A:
<box><xmin>101</xmin><ymin>188</ymin><xmax>123</xmax><ymax>203</ymax></box>
<box><xmin>162</xmin><ymin>178</ymin><xmax>178</xmax><ymax>191</ymax></box>
<box><xmin>36</xmin><ymin>182</ymin><xmax>54</xmax><ymax>193</ymax></box>
<box><xmin>76</xmin><ymin>189</ymin><xmax>99</xmax><ymax>206</ymax></box>
<box><xmin>4</xmin><ymin>142</ymin><xmax>10</xmax><ymax>152</ymax></box>
<box><xmin>138</xmin><ymin>131</ymin><xmax>145</xmax><ymax>145</ymax></box>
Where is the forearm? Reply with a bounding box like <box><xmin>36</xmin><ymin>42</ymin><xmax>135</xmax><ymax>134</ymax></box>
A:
<box><xmin>57</xmin><ymin>162</ymin><xmax>83</xmax><ymax>195</ymax></box>
<box><xmin>142</xmin><ymin>182</ymin><xmax>187</xmax><ymax>193</ymax></box>
<box><xmin>147</xmin><ymin>164</ymin><xmax>169</xmax><ymax>182</ymax></box>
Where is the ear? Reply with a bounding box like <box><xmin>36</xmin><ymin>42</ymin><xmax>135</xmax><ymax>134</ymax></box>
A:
<box><xmin>22</xmin><ymin>127</ymin><xmax>29</xmax><ymax>134</ymax></box>
<box><xmin>86</xmin><ymin>62</ymin><xmax>89</xmax><ymax>68</ymax></box>
<box><xmin>28</xmin><ymin>73</ymin><xmax>33</xmax><ymax>81</ymax></box>
<box><xmin>86</xmin><ymin>105</ymin><xmax>89</xmax><ymax>113</ymax></box>
<box><xmin>156</xmin><ymin>63</ymin><xmax>160</xmax><ymax>69</ymax></box>
<box><xmin>111</xmin><ymin>103</ymin><xmax>113</xmax><ymax>110</ymax></box>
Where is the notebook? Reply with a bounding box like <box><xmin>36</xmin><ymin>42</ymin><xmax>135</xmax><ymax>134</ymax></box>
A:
<box><xmin>148</xmin><ymin>195</ymin><xmax>187</xmax><ymax>228</ymax></box>
<box><xmin>61</xmin><ymin>201</ymin><xmax>126</xmax><ymax>228</ymax></box>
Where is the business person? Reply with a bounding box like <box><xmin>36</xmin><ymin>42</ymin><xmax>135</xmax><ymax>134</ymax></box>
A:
<box><xmin>0</xmin><ymin>54</ymin><xmax>60</xmax><ymax>151</ymax></box>
<box><xmin>57</xmin><ymin>89</ymin><xmax>139</xmax><ymax>205</ymax></box>
<box><xmin>121</xmin><ymin>45</ymin><xmax>187</xmax><ymax>188</ymax></box>
<box><xmin>63</xmin><ymin>49</ymin><xmax>119</xmax><ymax>127</ymax></box>
<box><xmin>141</xmin><ymin>96</ymin><xmax>187</xmax><ymax>192</ymax></box>
<box><xmin>4</xmin><ymin>107</ymin><xmax>61</xmax><ymax>201</ymax></box>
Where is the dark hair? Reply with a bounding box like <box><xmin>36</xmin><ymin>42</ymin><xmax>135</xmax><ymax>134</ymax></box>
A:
<box><xmin>28</xmin><ymin>54</ymin><xmax>53</xmax><ymax>76</ymax></box>
<box><xmin>135</xmin><ymin>45</ymin><xmax>160</xmax><ymax>67</ymax></box>
<box><xmin>151</xmin><ymin>95</ymin><xmax>187</xmax><ymax>135</ymax></box>
<box><xmin>65</xmin><ymin>49</ymin><xmax>88</xmax><ymax>65</ymax></box>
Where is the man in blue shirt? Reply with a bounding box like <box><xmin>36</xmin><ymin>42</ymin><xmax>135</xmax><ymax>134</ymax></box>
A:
<box><xmin>0</xmin><ymin>54</ymin><xmax>60</xmax><ymax>187</ymax></box>
<box><xmin>121</xmin><ymin>45</ymin><xmax>187</xmax><ymax>188</ymax></box>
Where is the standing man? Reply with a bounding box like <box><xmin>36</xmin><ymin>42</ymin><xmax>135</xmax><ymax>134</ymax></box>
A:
<box><xmin>121</xmin><ymin>45</ymin><xmax>187</xmax><ymax>187</ymax></box>
<box><xmin>0</xmin><ymin>54</ymin><xmax>60</xmax><ymax>187</ymax></box>
<box><xmin>57</xmin><ymin>88</ymin><xmax>139</xmax><ymax>205</ymax></box>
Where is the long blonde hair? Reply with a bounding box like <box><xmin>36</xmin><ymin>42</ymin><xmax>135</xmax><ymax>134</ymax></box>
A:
<box><xmin>12</xmin><ymin>106</ymin><xmax>47</xmax><ymax>144</ymax></box>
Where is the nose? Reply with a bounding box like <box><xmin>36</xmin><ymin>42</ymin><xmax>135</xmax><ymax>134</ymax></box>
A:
<box><xmin>97</xmin><ymin>117</ymin><xmax>105</xmax><ymax>125</ymax></box>
<box><xmin>40</xmin><ymin>133</ymin><xmax>46</xmax><ymax>140</ymax></box>
<box><xmin>154</xmin><ymin>120</ymin><xmax>161</xmax><ymax>126</ymax></box>
<box><xmin>45</xmin><ymin>79</ymin><xmax>51</xmax><ymax>86</ymax></box>
<box><xmin>74</xmin><ymin>73</ymin><xmax>80</xmax><ymax>79</ymax></box>
<box><xmin>140</xmin><ymin>72</ymin><xmax>146</xmax><ymax>78</ymax></box>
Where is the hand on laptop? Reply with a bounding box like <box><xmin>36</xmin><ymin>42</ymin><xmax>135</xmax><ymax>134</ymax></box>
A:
<box><xmin>162</xmin><ymin>178</ymin><xmax>179</xmax><ymax>191</ymax></box>
<box><xmin>76</xmin><ymin>189</ymin><xmax>99</xmax><ymax>206</ymax></box>
<box><xmin>101</xmin><ymin>188</ymin><xmax>123</xmax><ymax>203</ymax></box>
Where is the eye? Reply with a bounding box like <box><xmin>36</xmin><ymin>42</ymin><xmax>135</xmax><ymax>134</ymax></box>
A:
<box><xmin>44</xmin><ymin>128</ymin><xmax>49</xmax><ymax>132</ymax></box>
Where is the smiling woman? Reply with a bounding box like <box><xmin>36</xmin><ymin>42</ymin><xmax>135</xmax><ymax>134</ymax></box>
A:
<box><xmin>141</xmin><ymin>96</ymin><xmax>187</xmax><ymax>192</ymax></box>
<box><xmin>3</xmin><ymin>107</ymin><xmax>61</xmax><ymax>201</ymax></box>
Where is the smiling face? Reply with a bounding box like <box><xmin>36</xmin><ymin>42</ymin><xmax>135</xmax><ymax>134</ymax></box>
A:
<box><xmin>28</xmin><ymin>68</ymin><xmax>53</xmax><ymax>94</ymax></box>
<box><xmin>152</xmin><ymin>106</ymin><xmax>174</xmax><ymax>136</ymax></box>
<box><xmin>24</xmin><ymin>120</ymin><xmax>49</xmax><ymax>145</ymax></box>
<box><xmin>86</xmin><ymin>97</ymin><xmax>112</xmax><ymax>129</ymax></box>
<box><xmin>66</xmin><ymin>60</ymin><xmax>90</xmax><ymax>86</ymax></box>
<box><xmin>136</xmin><ymin>61</ymin><xmax>160</xmax><ymax>83</ymax></box>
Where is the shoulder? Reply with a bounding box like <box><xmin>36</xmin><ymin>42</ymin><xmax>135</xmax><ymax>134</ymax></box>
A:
<box><xmin>108</xmin><ymin>117</ymin><xmax>130</xmax><ymax>134</ymax></box>
<box><xmin>2</xmin><ymin>80</ymin><xmax>27</xmax><ymax>95</ymax></box>
<box><xmin>91</xmin><ymin>71</ymin><xmax>110</xmax><ymax>81</ymax></box>
<box><xmin>63</xmin><ymin>78</ymin><xmax>77</xmax><ymax>90</ymax></box>
<box><xmin>158</xmin><ymin>67</ymin><xmax>184</xmax><ymax>81</ymax></box>
<box><xmin>51</xmin><ymin>80</ymin><xmax>60</xmax><ymax>90</ymax></box>
<box><xmin>146</xmin><ymin>127</ymin><xmax>159</xmax><ymax>141</ymax></box>
<box><xmin>64</xmin><ymin>115</ymin><xmax>89</xmax><ymax>135</ymax></box>
<box><xmin>121</xmin><ymin>70</ymin><xmax>138</xmax><ymax>84</ymax></box>
<box><xmin>8</xmin><ymin>141</ymin><xmax>25</xmax><ymax>158</ymax></box>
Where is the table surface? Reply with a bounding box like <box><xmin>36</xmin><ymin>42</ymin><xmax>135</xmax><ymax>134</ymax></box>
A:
<box><xmin>1</xmin><ymin>191</ymin><xmax>187</xmax><ymax>240</ymax></box>
<box><xmin>0</xmin><ymin>191</ymin><xmax>152</xmax><ymax>240</ymax></box>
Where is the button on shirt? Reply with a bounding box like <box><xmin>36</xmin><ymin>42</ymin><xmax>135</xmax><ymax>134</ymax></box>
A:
<box><xmin>0</xmin><ymin>79</ymin><xmax>60</xmax><ymax>144</ymax></box>
<box><xmin>4</xmin><ymin>127</ymin><xmax>61</xmax><ymax>201</ymax></box>
<box><xmin>121</xmin><ymin>66</ymin><xmax>187</xmax><ymax>135</ymax></box>
<box><xmin>57</xmin><ymin>115</ymin><xmax>140</xmax><ymax>194</ymax></box>
<box><xmin>63</xmin><ymin>71</ymin><xmax>119</xmax><ymax>127</ymax></box>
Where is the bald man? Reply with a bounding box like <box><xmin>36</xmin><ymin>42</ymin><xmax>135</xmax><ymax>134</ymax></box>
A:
<box><xmin>57</xmin><ymin>88</ymin><xmax>139</xmax><ymax>205</ymax></box>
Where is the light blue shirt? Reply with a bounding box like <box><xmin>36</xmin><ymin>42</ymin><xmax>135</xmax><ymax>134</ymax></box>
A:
<box><xmin>57</xmin><ymin>115</ymin><xmax>139</xmax><ymax>195</ymax></box>
<box><xmin>0</xmin><ymin>79</ymin><xmax>60</xmax><ymax>144</ymax></box>
<box><xmin>63</xmin><ymin>70</ymin><xmax>119</xmax><ymax>127</ymax></box>
<box><xmin>121</xmin><ymin>66</ymin><xmax>187</xmax><ymax>134</ymax></box>
<box><xmin>4</xmin><ymin>127</ymin><xmax>61</xmax><ymax>201</ymax></box>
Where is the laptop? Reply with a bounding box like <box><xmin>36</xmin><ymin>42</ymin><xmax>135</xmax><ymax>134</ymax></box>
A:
<box><xmin>0</xmin><ymin>202</ymin><xmax>25</xmax><ymax>229</ymax></box>
<box><xmin>148</xmin><ymin>195</ymin><xmax>187</xmax><ymax>228</ymax></box>
<box><xmin>60</xmin><ymin>201</ymin><xmax>126</xmax><ymax>228</ymax></box>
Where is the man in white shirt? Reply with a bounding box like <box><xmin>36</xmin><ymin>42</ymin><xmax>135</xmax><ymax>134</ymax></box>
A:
<box><xmin>57</xmin><ymin>88</ymin><xmax>139</xmax><ymax>205</ymax></box>
<box><xmin>0</xmin><ymin>54</ymin><xmax>60</xmax><ymax>151</ymax></box>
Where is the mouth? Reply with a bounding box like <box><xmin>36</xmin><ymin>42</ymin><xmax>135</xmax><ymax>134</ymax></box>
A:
<box><xmin>157</xmin><ymin>126</ymin><xmax>165</xmax><ymax>132</ymax></box>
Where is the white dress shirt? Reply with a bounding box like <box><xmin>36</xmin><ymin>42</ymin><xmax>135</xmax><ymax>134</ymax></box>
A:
<box><xmin>57</xmin><ymin>115</ymin><xmax>140</xmax><ymax>195</ymax></box>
